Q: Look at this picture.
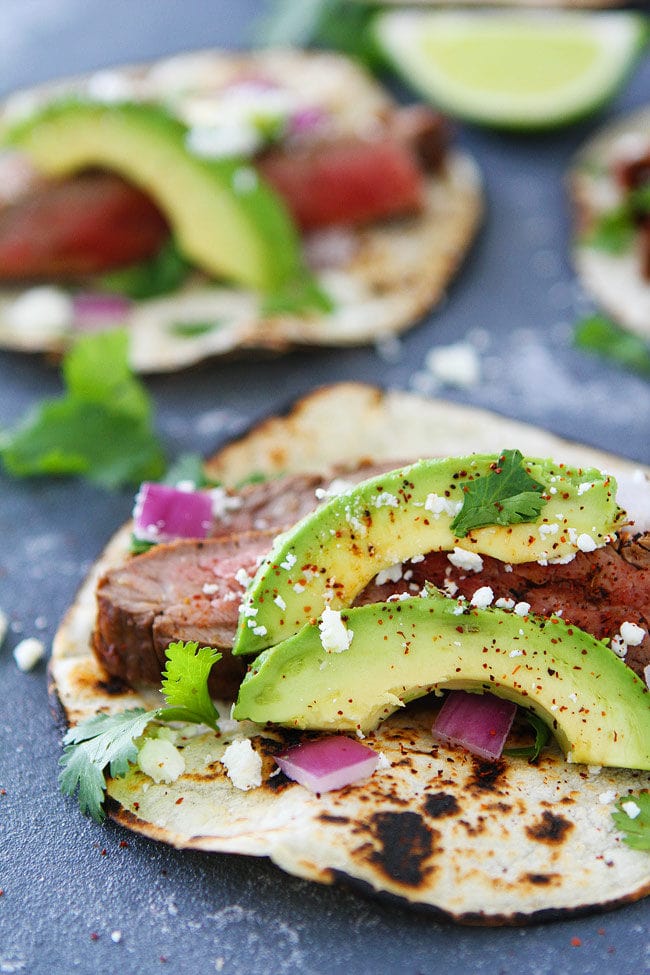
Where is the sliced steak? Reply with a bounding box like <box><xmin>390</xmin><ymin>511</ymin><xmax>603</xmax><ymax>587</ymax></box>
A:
<box><xmin>209</xmin><ymin>462</ymin><xmax>400</xmax><ymax>536</ymax></box>
<box><xmin>354</xmin><ymin>533</ymin><xmax>650</xmax><ymax>682</ymax></box>
<box><xmin>0</xmin><ymin>166</ymin><xmax>170</xmax><ymax>280</ymax></box>
<box><xmin>93</xmin><ymin>530</ymin><xmax>274</xmax><ymax>699</ymax></box>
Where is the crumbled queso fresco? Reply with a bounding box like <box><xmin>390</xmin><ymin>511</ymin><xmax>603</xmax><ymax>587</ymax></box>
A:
<box><xmin>138</xmin><ymin>737</ymin><xmax>185</xmax><ymax>784</ymax></box>
<box><xmin>221</xmin><ymin>738</ymin><xmax>262</xmax><ymax>791</ymax></box>
<box><xmin>319</xmin><ymin>607</ymin><xmax>354</xmax><ymax>653</ymax></box>
<box><xmin>470</xmin><ymin>586</ymin><xmax>494</xmax><ymax>609</ymax></box>
<box><xmin>610</xmin><ymin>620</ymin><xmax>647</xmax><ymax>659</ymax></box>
<box><xmin>620</xmin><ymin>800</ymin><xmax>642</xmax><ymax>820</ymax></box>
<box><xmin>13</xmin><ymin>637</ymin><xmax>45</xmax><ymax>672</ymax></box>
<box><xmin>447</xmin><ymin>548</ymin><xmax>484</xmax><ymax>573</ymax></box>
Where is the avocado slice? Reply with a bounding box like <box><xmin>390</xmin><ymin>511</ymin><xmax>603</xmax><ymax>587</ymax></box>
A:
<box><xmin>2</xmin><ymin>99</ymin><xmax>303</xmax><ymax>291</ymax></box>
<box><xmin>233</xmin><ymin>453</ymin><xmax>622</xmax><ymax>656</ymax></box>
<box><xmin>234</xmin><ymin>591</ymin><xmax>650</xmax><ymax>770</ymax></box>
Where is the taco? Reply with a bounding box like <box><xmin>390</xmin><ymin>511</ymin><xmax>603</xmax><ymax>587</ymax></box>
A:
<box><xmin>569</xmin><ymin>104</ymin><xmax>650</xmax><ymax>338</ymax></box>
<box><xmin>0</xmin><ymin>49</ymin><xmax>481</xmax><ymax>372</ymax></box>
<box><xmin>50</xmin><ymin>383</ymin><xmax>650</xmax><ymax>924</ymax></box>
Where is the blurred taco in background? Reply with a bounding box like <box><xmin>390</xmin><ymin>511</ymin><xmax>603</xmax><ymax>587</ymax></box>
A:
<box><xmin>0</xmin><ymin>49</ymin><xmax>481</xmax><ymax>372</ymax></box>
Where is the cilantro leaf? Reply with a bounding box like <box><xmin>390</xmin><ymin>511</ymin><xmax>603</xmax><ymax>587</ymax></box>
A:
<box><xmin>167</xmin><ymin>321</ymin><xmax>223</xmax><ymax>338</ymax></box>
<box><xmin>160</xmin><ymin>640</ymin><xmax>221</xmax><ymax>729</ymax></box>
<box><xmin>612</xmin><ymin>792</ymin><xmax>650</xmax><ymax>850</ymax></box>
<box><xmin>261</xmin><ymin>272</ymin><xmax>334</xmax><ymax>317</ymax></box>
<box><xmin>450</xmin><ymin>449</ymin><xmax>546</xmax><ymax>538</ymax></box>
<box><xmin>0</xmin><ymin>330</ymin><xmax>166</xmax><ymax>488</ymax></box>
<box><xmin>585</xmin><ymin>185</ymin><xmax>650</xmax><ymax>255</ymax></box>
<box><xmin>503</xmin><ymin>711</ymin><xmax>551</xmax><ymax>763</ymax></box>
<box><xmin>59</xmin><ymin>708</ymin><xmax>156</xmax><ymax>822</ymax></box>
<box><xmin>574</xmin><ymin>315</ymin><xmax>650</xmax><ymax>378</ymax></box>
<box><xmin>100</xmin><ymin>238</ymin><xmax>191</xmax><ymax>300</ymax></box>
<box><xmin>58</xmin><ymin>641</ymin><xmax>222</xmax><ymax>822</ymax></box>
<box><xmin>129</xmin><ymin>534</ymin><xmax>157</xmax><ymax>555</ymax></box>
<box><xmin>585</xmin><ymin>204</ymin><xmax>635</xmax><ymax>254</ymax></box>
<box><xmin>63</xmin><ymin>329</ymin><xmax>151</xmax><ymax>419</ymax></box>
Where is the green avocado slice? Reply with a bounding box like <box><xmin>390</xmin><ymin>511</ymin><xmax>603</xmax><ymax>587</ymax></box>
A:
<box><xmin>2</xmin><ymin>99</ymin><xmax>303</xmax><ymax>292</ymax></box>
<box><xmin>233</xmin><ymin>453</ymin><xmax>622</xmax><ymax>656</ymax></box>
<box><xmin>233</xmin><ymin>591</ymin><xmax>650</xmax><ymax>770</ymax></box>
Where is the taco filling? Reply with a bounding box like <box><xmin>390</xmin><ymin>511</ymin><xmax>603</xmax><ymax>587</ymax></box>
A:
<box><xmin>92</xmin><ymin>461</ymin><xmax>650</xmax><ymax>710</ymax></box>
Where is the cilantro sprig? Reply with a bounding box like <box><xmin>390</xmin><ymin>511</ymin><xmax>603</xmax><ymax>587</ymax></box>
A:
<box><xmin>450</xmin><ymin>449</ymin><xmax>547</xmax><ymax>538</ymax></box>
<box><xmin>574</xmin><ymin>314</ymin><xmax>650</xmax><ymax>378</ymax></box>
<box><xmin>100</xmin><ymin>238</ymin><xmax>190</xmax><ymax>300</ymax></box>
<box><xmin>0</xmin><ymin>330</ymin><xmax>165</xmax><ymax>489</ymax></box>
<box><xmin>585</xmin><ymin>184</ymin><xmax>650</xmax><ymax>255</ymax></box>
<box><xmin>503</xmin><ymin>712</ymin><xmax>551</xmax><ymax>763</ymax></box>
<box><xmin>612</xmin><ymin>792</ymin><xmax>650</xmax><ymax>851</ymax></box>
<box><xmin>59</xmin><ymin>641</ymin><xmax>221</xmax><ymax>822</ymax></box>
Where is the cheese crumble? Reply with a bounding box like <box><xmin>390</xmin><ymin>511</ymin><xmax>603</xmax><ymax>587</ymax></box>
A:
<box><xmin>447</xmin><ymin>548</ymin><xmax>483</xmax><ymax>573</ymax></box>
<box><xmin>470</xmin><ymin>586</ymin><xmax>494</xmax><ymax>609</ymax></box>
<box><xmin>424</xmin><ymin>494</ymin><xmax>463</xmax><ymax>518</ymax></box>
<box><xmin>620</xmin><ymin>800</ymin><xmax>642</xmax><ymax>820</ymax></box>
<box><xmin>319</xmin><ymin>607</ymin><xmax>353</xmax><ymax>653</ymax></box>
<box><xmin>5</xmin><ymin>286</ymin><xmax>73</xmax><ymax>336</ymax></box>
<box><xmin>13</xmin><ymin>637</ymin><xmax>45</xmax><ymax>672</ymax></box>
<box><xmin>375</xmin><ymin>563</ymin><xmax>403</xmax><ymax>586</ymax></box>
<box><xmin>315</xmin><ymin>478</ymin><xmax>355</xmax><ymax>500</ymax></box>
<box><xmin>221</xmin><ymin>739</ymin><xmax>262</xmax><ymax>791</ymax></box>
<box><xmin>138</xmin><ymin>738</ymin><xmax>185</xmax><ymax>784</ymax></box>
<box><xmin>576</xmin><ymin>533</ymin><xmax>597</xmax><ymax>553</ymax></box>
<box><xmin>619</xmin><ymin>621</ymin><xmax>646</xmax><ymax>646</ymax></box>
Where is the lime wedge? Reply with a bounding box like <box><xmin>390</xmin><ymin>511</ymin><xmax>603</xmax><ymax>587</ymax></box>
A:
<box><xmin>373</xmin><ymin>11</ymin><xmax>648</xmax><ymax>130</ymax></box>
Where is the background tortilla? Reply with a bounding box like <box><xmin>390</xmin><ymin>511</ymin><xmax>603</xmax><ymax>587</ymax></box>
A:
<box><xmin>569</xmin><ymin>104</ymin><xmax>650</xmax><ymax>339</ymax></box>
<box><xmin>50</xmin><ymin>383</ymin><xmax>650</xmax><ymax>924</ymax></box>
<box><xmin>0</xmin><ymin>49</ymin><xmax>482</xmax><ymax>372</ymax></box>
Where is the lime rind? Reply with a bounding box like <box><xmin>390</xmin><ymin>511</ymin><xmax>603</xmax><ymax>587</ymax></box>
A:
<box><xmin>373</xmin><ymin>11</ymin><xmax>649</xmax><ymax>131</ymax></box>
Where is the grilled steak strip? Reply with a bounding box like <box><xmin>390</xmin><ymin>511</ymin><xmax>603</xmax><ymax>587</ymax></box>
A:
<box><xmin>93</xmin><ymin>530</ymin><xmax>275</xmax><ymax>699</ymax></box>
<box><xmin>355</xmin><ymin>534</ymin><xmax>650</xmax><ymax>681</ymax></box>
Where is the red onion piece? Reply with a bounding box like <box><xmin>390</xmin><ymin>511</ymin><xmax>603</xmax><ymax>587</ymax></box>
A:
<box><xmin>432</xmin><ymin>690</ymin><xmax>517</xmax><ymax>761</ymax></box>
<box><xmin>288</xmin><ymin>105</ymin><xmax>328</xmax><ymax>138</ymax></box>
<box><xmin>133</xmin><ymin>482</ymin><xmax>214</xmax><ymax>543</ymax></box>
<box><xmin>72</xmin><ymin>292</ymin><xmax>132</xmax><ymax>332</ymax></box>
<box><xmin>275</xmin><ymin>735</ymin><xmax>380</xmax><ymax>793</ymax></box>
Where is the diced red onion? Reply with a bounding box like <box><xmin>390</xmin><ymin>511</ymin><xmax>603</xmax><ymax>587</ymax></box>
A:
<box><xmin>288</xmin><ymin>105</ymin><xmax>328</xmax><ymax>137</ymax></box>
<box><xmin>275</xmin><ymin>735</ymin><xmax>380</xmax><ymax>793</ymax></box>
<box><xmin>133</xmin><ymin>482</ymin><xmax>214</xmax><ymax>542</ymax></box>
<box><xmin>72</xmin><ymin>292</ymin><xmax>132</xmax><ymax>331</ymax></box>
<box><xmin>432</xmin><ymin>690</ymin><xmax>517</xmax><ymax>761</ymax></box>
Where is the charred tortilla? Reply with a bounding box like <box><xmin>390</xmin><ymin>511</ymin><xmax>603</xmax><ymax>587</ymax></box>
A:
<box><xmin>569</xmin><ymin>104</ymin><xmax>650</xmax><ymax>338</ymax></box>
<box><xmin>0</xmin><ymin>50</ymin><xmax>481</xmax><ymax>372</ymax></box>
<box><xmin>50</xmin><ymin>383</ymin><xmax>650</xmax><ymax>923</ymax></box>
